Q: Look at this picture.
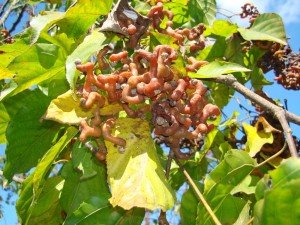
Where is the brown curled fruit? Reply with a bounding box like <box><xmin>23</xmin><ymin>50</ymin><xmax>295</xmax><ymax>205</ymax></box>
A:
<box><xmin>109</xmin><ymin>51</ymin><xmax>128</xmax><ymax>62</ymax></box>
<box><xmin>101</xmin><ymin>118</ymin><xmax>126</xmax><ymax>147</ymax></box>
<box><xmin>127</xmin><ymin>24</ymin><xmax>137</xmax><ymax>35</ymax></box>
<box><xmin>171</xmin><ymin>78</ymin><xmax>188</xmax><ymax>101</ymax></box>
<box><xmin>83</xmin><ymin>92</ymin><xmax>105</xmax><ymax>108</ymax></box>
<box><xmin>122</xmin><ymin>84</ymin><xmax>145</xmax><ymax>104</ymax></box>
<box><xmin>186</xmin><ymin>57</ymin><xmax>208</xmax><ymax>72</ymax></box>
<box><xmin>79</xmin><ymin>120</ymin><xmax>102</xmax><ymax>142</ymax></box>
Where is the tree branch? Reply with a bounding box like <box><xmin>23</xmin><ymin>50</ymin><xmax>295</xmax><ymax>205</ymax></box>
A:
<box><xmin>0</xmin><ymin>170</ymin><xmax>24</xmax><ymax>184</ymax></box>
<box><xmin>9</xmin><ymin>4</ymin><xmax>26</xmax><ymax>33</ymax></box>
<box><xmin>0</xmin><ymin>0</ymin><xmax>20</xmax><ymax>27</ymax></box>
<box><xmin>207</xmin><ymin>74</ymin><xmax>299</xmax><ymax>157</ymax></box>
<box><xmin>174</xmin><ymin>157</ymin><xmax>222</xmax><ymax>225</ymax></box>
<box><xmin>0</xmin><ymin>0</ymin><xmax>10</xmax><ymax>18</ymax></box>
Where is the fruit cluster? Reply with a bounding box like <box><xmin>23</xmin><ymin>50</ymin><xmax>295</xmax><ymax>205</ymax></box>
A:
<box><xmin>75</xmin><ymin>45</ymin><xmax>220</xmax><ymax>160</ymax></box>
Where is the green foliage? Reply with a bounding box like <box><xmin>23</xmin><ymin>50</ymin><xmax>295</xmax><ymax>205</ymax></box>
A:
<box><xmin>0</xmin><ymin>0</ymin><xmax>298</xmax><ymax>224</ymax></box>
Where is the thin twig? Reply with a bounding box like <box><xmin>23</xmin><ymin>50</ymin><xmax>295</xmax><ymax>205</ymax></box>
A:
<box><xmin>207</xmin><ymin>74</ymin><xmax>299</xmax><ymax>158</ymax></box>
<box><xmin>246</xmin><ymin>217</ymin><xmax>254</xmax><ymax>225</ymax></box>
<box><xmin>174</xmin><ymin>157</ymin><xmax>222</xmax><ymax>225</ymax></box>
<box><xmin>9</xmin><ymin>4</ymin><xmax>26</xmax><ymax>33</ymax></box>
<box><xmin>255</xmin><ymin>141</ymin><xmax>287</xmax><ymax>168</ymax></box>
<box><xmin>0</xmin><ymin>170</ymin><xmax>24</xmax><ymax>184</ymax></box>
<box><xmin>0</xmin><ymin>0</ymin><xmax>10</xmax><ymax>18</ymax></box>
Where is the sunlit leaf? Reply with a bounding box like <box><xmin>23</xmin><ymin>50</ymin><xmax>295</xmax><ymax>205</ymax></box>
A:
<box><xmin>30</xmin><ymin>11</ymin><xmax>66</xmax><ymax>44</ymax></box>
<box><xmin>65</xmin><ymin>30</ymin><xmax>109</xmax><ymax>90</ymax></box>
<box><xmin>65</xmin><ymin>195</ymin><xmax>145</xmax><ymax>225</ymax></box>
<box><xmin>197</xmin><ymin>37</ymin><xmax>227</xmax><ymax>61</ymax></box>
<box><xmin>189</xmin><ymin>61</ymin><xmax>250</xmax><ymax>78</ymax></box>
<box><xmin>33</xmin><ymin>127</ymin><xmax>78</xmax><ymax>193</ymax></box>
<box><xmin>3</xmin><ymin>89</ymin><xmax>61</xmax><ymax>182</ymax></box>
<box><xmin>3</xmin><ymin>43</ymin><xmax>66</xmax><ymax>99</ymax></box>
<box><xmin>149</xmin><ymin>31</ymin><xmax>178</xmax><ymax>50</ymax></box>
<box><xmin>55</xmin><ymin>0</ymin><xmax>113</xmax><ymax>40</ymax></box>
<box><xmin>243</xmin><ymin>117</ymin><xmax>281</xmax><ymax>157</ymax></box>
<box><xmin>0</xmin><ymin>103</ymin><xmax>9</xmax><ymax>144</ymax></box>
<box><xmin>105</xmin><ymin>118</ymin><xmax>176</xmax><ymax>211</ymax></box>
<box><xmin>187</xmin><ymin>0</ymin><xmax>216</xmax><ymax>26</ymax></box>
<box><xmin>238</xmin><ymin>13</ymin><xmax>287</xmax><ymax>45</ymax></box>
<box><xmin>204</xmin><ymin>20</ymin><xmax>238</xmax><ymax>37</ymax></box>
<box><xmin>43</xmin><ymin>90</ymin><xmax>123</xmax><ymax>125</ymax></box>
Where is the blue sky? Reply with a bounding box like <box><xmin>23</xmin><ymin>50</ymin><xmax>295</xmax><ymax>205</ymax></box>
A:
<box><xmin>1</xmin><ymin>0</ymin><xmax>300</xmax><ymax>224</ymax></box>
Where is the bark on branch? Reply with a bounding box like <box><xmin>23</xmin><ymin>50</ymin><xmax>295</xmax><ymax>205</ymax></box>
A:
<box><xmin>207</xmin><ymin>74</ymin><xmax>299</xmax><ymax>157</ymax></box>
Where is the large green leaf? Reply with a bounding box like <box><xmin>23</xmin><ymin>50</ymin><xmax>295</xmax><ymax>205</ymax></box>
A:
<box><xmin>238</xmin><ymin>13</ymin><xmax>287</xmax><ymax>45</ymax></box>
<box><xmin>269</xmin><ymin>157</ymin><xmax>300</xmax><ymax>188</ymax></box>
<box><xmin>60</xmin><ymin>160</ymin><xmax>109</xmax><ymax>215</ymax></box>
<box><xmin>187</xmin><ymin>0</ymin><xmax>216</xmax><ymax>26</ymax></box>
<box><xmin>30</xmin><ymin>11</ymin><xmax>66</xmax><ymax>44</ymax></box>
<box><xmin>197</xmin><ymin>37</ymin><xmax>227</xmax><ymax>61</ymax></box>
<box><xmin>55</xmin><ymin>0</ymin><xmax>113</xmax><ymax>40</ymax></box>
<box><xmin>105</xmin><ymin>118</ymin><xmax>176</xmax><ymax>211</ymax></box>
<box><xmin>197</xmin><ymin>150</ymin><xmax>256</xmax><ymax>224</ymax></box>
<box><xmin>65</xmin><ymin>195</ymin><xmax>145</xmax><ymax>225</ymax></box>
<box><xmin>3</xmin><ymin>89</ymin><xmax>61</xmax><ymax>181</ymax></box>
<box><xmin>65</xmin><ymin>30</ymin><xmax>109</xmax><ymax>90</ymax></box>
<box><xmin>33</xmin><ymin>126</ymin><xmax>78</xmax><ymax>193</ymax></box>
<box><xmin>0</xmin><ymin>103</ymin><xmax>9</xmax><ymax>144</ymax></box>
<box><xmin>3</xmin><ymin>43</ymin><xmax>66</xmax><ymax>99</ymax></box>
<box><xmin>189</xmin><ymin>61</ymin><xmax>250</xmax><ymax>78</ymax></box>
<box><xmin>204</xmin><ymin>20</ymin><xmax>238</xmax><ymax>37</ymax></box>
<box><xmin>27</xmin><ymin>176</ymin><xmax>65</xmax><ymax>225</ymax></box>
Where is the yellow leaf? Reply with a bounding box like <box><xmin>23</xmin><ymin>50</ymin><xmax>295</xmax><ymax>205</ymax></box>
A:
<box><xmin>43</xmin><ymin>90</ymin><xmax>122</xmax><ymax>125</ymax></box>
<box><xmin>105</xmin><ymin>118</ymin><xmax>176</xmax><ymax>211</ymax></box>
<box><xmin>243</xmin><ymin>117</ymin><xmax>281</xmax><ymax>157</ymax></box>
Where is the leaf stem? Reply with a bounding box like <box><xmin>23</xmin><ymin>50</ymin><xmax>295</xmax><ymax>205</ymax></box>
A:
<box><xmin>174</xmin><ymin>157</ymin><xmax>222</xmax><ymax>225</ymax></box>
<box><xmin>255</xmin><ymin>141</ymin><xmax>287</xmax><ymax>168</ymax></box>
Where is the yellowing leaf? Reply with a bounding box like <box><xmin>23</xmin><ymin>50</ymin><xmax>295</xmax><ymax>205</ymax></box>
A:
<box><xmin>43</xmin><ymin>90</ymin><xmax>95</xmax><ymax>125</ymax></box>
<box><xmin>105</xmin><ymin>118</ymin><xmax>176</xmax><ymax>211</ymax></box>
<box><xmin>43</xmin><ymin>90</ymin><xmax>123</xmax><ymax>125</ymax></box>
<box><xmin>243</xmin><ymin>117</ymin><xmax>281</xmax><ymax>157</ymax></box>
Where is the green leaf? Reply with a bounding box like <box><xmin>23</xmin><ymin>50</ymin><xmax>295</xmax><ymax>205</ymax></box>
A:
<box><xmin>27</xmin><ymin>176</ymin><xmax>65</xmax><ymax>225</ymax></box>
<box><xmin>105</xmin><ymin>118</ymin><xmax>176</xmax><ymax>211</ymax></box>
<box><xmin>71</xmin><ymin>139</ymin><xmax>97</xmax><ymax>179</ymax></box>
<box><xmin>256</xmin><ymin>179</ymin><xmax>300</xmax><ymax>225</ymax></box>
<box><xmin>30</xmin><ymin>11</ymin><xmax>66</xmax><ymax>44</ymax></box>
<box><xmin>204</xmin><ymin>20</ymin><xmax>238</xmax><ymax>37</ymax></box>
<box><xmin>65</xmin><ymin>195</ymin><xmax>145</xmax><ymax>225</ymax></box>
<box><xmin>189</xmin><ymin>61</ymin><xmax>250</xmax><ymax>78</ymax></box>
<box><xmin>197</xmin><ymin>150</ymin><xmax>256</xmax><ymax>224</ymax></box>
<box><xmin>197</xmin><ymin>195</ymin><xmax>249</xmax><ymax>225</ymax></box>
<box><xmin>149</xmin><ymin>31</ymin><xmax>178</xmax><ymax>50</ymax></box>
<box><xmin>187</xmin><ymin>0</ymin><xmax>216</xmax><ymax>26</ymax></box>
<box><xmin>269</xmin><ymin>157</ymin><xmax>300</xmax><ymax>188</ymax></box>
<box><xmin>238</xmin><ymin>13</ymin><xmax>287</xmax><ymax>45</ymax></box>
<box><xmin>164</xmin><ymin>2</ymin><xmax>189</xmax><ymax>27</ymax></box>
<box><xmin>196</xmin><ymin>37</ymin><xmax>227</xmax><ymax>61</ymax></box>
<box><xmin>0</xmin><ymin>39</ymin><xmax>30</xmax><ymax>68</ymax></box>
<box><xmin>65</xmin><ymin>30</ymin><xmax>109</xmax><ymax>90</ymax></box>
<box><xmin>0</xmin><ymin>103</ymin><xmax>9</xmax><ymax>144</ymax></box>
<box><xmin>181</xmin><ymin>184</ymin><xmax>202</xmax><ymax>225</ymax></box>
<box><xmin>4</xmin><ymin>43</ymin><xmax>66</xmax><ymax>99</ymax></box>
<box><xmin>3</xmin><ymin>89</ymin><xmax>61</xmax><ymax>181</ymax></box>
<box><xmin>33</xmin><ymin>126</ymin><xmax>78</xmax><ymax>193</ymax></box>
<box><xmin>55</xmin><ymin>0</ymin><xmax>113</xmax><ymax>40</ymax></box>
<box><xmin>60</xmin><ymin>160</ymin><xmax>109</xmax><ymax>215</ymax></box>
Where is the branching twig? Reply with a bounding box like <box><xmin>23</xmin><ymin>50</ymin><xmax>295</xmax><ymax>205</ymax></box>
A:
<box><xmin>9</xmin><ymin>4</ymin><xmax>26</xmax><ymax>33</ymax></box>
<box><xmin>174</xmin><ymin>157</ymin><xmax>222</xmax><ymax>225</ymax></box>
<box><xmin>0</xmin><ymin>0</ymin><xmax>20</xmax><ymax>27</ymax></box>
<box><xmin>0</xmin><ymin>0</ymin><xmax>10</xmax><ymax>18</ymax></box>
<box><xmin>0</xmin><ymin>170</ymin><xmax>24</xmax><ymax>184</ymax></box>
<box><xmin>207</xmin><ymin>74</ymin><xmax>299</xmax><ymax>158</ymax></box>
